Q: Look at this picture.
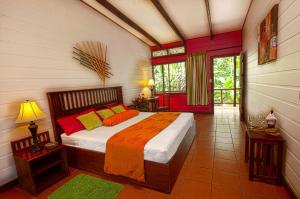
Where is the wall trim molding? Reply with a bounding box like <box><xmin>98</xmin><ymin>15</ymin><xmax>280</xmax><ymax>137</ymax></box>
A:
<box><xmin>0</xmin><ymin>178</ymin><xmax>18</xmax><ymax>193</ymax></box>
<box><xmin>283</xmin><ymin>178</ymin><xmax>298</xmax><ymax>199</ymax></box>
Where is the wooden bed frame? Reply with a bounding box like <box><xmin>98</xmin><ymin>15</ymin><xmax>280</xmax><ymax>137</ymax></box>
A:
<box><xmin>47</xmin><ymin>86</ymin><xmax>195</xmax><ymax>193</ymax></box>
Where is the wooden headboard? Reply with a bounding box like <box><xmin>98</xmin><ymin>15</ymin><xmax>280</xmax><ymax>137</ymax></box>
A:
<box><xmin>47</xmin><ymin>86</ymin><xmax>123</xmax><ymax>143</ymax></box>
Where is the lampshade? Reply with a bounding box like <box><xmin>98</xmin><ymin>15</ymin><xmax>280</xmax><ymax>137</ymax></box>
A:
<box><xmin>16</xmin><ymin>100</ymin><xmax>46</xmax><ymax>124</ymax></box>
<box><xmin>148</xmin><ymin>79</ymin><xmax>155</xmax><ymax>86</ymax></box>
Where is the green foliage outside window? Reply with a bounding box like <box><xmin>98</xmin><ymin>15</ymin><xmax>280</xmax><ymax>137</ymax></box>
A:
<box><xmin>153</xmin><ymin>65</ymin><xmax>164</xmax><ymax>92</ymax></box>
<box><xmin>153</xmin><ymin>57</ymin><xmax>240</xmax><ymax>104</ymax></box>
<box><xmin>153</xmin><ymin>62</ymin><xmax>186</xmax><ymax>93</ymax></box>
<box><xmin>213</xmin><ymin>56</ymin><xmax>240</xmax><ymax>104</ymax></box>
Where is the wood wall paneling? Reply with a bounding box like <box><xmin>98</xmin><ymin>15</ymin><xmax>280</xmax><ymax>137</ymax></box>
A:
<box><xmin>243</xmin><ymin>0</ymin><xmax>300</xmax><ymax>197</ymax></box>
<box><xmin>0</xmin><ymin>0</ymin><xmax>151</xmax><ymax>186</ymax></box>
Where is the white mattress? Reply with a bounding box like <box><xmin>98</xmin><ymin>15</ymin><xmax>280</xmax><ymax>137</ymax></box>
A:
<box><xmin>61</xmin><ymin>112</ymin><xmax>195</xmax><ymax>163</ymax></box>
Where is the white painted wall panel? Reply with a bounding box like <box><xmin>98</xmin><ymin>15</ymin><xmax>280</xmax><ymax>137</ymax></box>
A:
<box><xmin>284</xmin><ymin>164</ymin><xmax>300</xmax><ymax>196</ymax></box>
<box><xmin>243</xmin><ymin>0</ymin><xmax>300</xmax><ymax>196</ymax></box>
<box><xmin>247</xmin><ymin>51</ymin><xmax>300</xmax><ymax>75</ymax></box>
<box><xmin>278</xmin><ymin>14</ymin><xmax>300</xmax><ymax>44</ymax></box>
<box><xmin>286</xmin><ymin>151</ymin><xmax>300</xmax><ymax>180</ymax></box>
<box><xmin>0</xmin><ymin>0</ymin><xmax>151</xmax><ymax>186</ymax></box>
<box><xmin>248</xmin><ymin>84</ymin><xmax>300</xmax><ymax>106</ymax></box>
<box><xmin>248</xmin><ymin>70</ymin><xmax>300</xmax><ymax>86</ymax></box>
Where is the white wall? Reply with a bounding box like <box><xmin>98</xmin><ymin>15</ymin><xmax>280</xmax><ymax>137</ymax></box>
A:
<box><xmin>243</xmin><ymin>0</ymin><xmax>300</xmax><ymax>196</ymax></box>
<box><xmin>0</xmin><ymin>0</ymin><xmax>151</xmax><ymax>186</ymax></box>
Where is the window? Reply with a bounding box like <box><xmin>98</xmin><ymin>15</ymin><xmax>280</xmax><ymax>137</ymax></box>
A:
<box><xmin>152</xmin><ymin>49</ymin><xmax>168</xmax><ymax>57</ymax></box>
<box><xmin>153</xmin><ymin>62</ymin><xmax>186</xmax><ymax>93</ymax></box>
<box><xmin>152</xmin><ymin>46</ymin><xmax>185</xmax><ymax>58</ymax></box>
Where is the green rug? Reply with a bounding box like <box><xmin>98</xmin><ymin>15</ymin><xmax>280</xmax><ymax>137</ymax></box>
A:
<box><xmin>48</xmin><ymin>174</ymin><xmax>124</xmax><ymax>199</ymax></box>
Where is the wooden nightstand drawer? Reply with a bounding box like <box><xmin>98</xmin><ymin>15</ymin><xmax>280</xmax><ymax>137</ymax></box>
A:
<box><xmin>11</xmin><ymin>131</ymin><xmax>69</xmax><ymax>196</ymax></box>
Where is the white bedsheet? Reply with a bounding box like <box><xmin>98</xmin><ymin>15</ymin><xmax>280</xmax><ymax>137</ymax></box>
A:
<box><xmin>61</xmin><ymin>112</ymin><xmax>195</xmax><ymax>164</ymax></box>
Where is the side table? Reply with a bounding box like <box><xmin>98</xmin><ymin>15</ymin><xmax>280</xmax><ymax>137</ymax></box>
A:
<box><xmin>11</xmin><ymin>131</ymin><xmax>69</xmax><ymax>195</ymax></box>
<box><xmin>245</xmin><ymin>128</ymin><xmax>284</xmax><ymax>185</ymax></box>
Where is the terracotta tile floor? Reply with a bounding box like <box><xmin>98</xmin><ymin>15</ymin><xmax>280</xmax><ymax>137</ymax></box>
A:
<box><xmin>0</xmin><ymin>107</ymin><xmax>291</xmax><ymax>199</ymax></box>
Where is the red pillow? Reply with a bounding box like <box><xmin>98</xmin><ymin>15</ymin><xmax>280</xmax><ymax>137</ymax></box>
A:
<box><xmin>57</xmin><ymin>109</ymin><xmax>95</xmax><ymax>135</ymax></box>
<box><xmin>106</xmin><ymin>104</ymin><xmax>129</xmax><ymax>110</ymax></box>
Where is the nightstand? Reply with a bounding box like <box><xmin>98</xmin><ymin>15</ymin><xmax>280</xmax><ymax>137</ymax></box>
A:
<box><xmin>147</xmin><ymin>96</ymin><xmax>159</xmax><ymax>112</ymax></box>
<box><xmin>130</xmin><ymin>96</ymin><xmax>160</xmax><ymax>112</ymax></box>
<box><xmin>245</xmin><ymin>128</ymin><xmax>284</xmax><ymax>185</ymax></box>
<box><xmin>11</xmin><ymin>131</ymin><xmax>69</xmax><ymax>196</ymax></box>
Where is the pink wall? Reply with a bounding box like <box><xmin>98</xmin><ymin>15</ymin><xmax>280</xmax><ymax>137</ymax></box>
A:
<box><xmin>151</xmin><ymin>31</ymin><xmax>242</xmax><ymax>113</ymax></box>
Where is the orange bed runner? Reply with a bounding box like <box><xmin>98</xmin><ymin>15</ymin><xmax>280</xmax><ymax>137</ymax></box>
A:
<box><xmin>104</xmin><ymin>112</ymin><xmax>180</xmax><ymax>182</ymax></box>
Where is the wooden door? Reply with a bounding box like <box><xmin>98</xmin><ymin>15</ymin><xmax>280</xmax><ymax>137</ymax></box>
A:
<box><xmin>239</xmin><ymin>52</ymin><xmax>246</xmax><ymax>121</ymax></box>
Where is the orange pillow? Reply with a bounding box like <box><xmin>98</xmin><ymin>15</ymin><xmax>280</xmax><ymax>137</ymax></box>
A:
<box><xmin>103</xmin><ymin>110</ymin><xmax>139</xmax><ymax>126</ymax></box>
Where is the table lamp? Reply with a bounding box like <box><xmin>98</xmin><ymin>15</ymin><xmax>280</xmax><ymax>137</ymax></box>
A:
<box><xmin>148</xmin><ymin>79</ymin><xmax>155</xmax><ymax>98</ymax></box>
<box><xmin>16</xmin><ymin>100</ymin><xmax>46</xmax><ymax>153</ymax></box>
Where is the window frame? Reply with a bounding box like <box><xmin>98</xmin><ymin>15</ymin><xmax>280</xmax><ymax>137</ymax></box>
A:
<box><xmin>152</xmin><ymin>61</ymin><xmax>187</xmax><ymax>94</ymax></box>
<box><xmin>151</xmin><ymin>46</ymin><xmax>186</xmax><ymax>58</ymax></box>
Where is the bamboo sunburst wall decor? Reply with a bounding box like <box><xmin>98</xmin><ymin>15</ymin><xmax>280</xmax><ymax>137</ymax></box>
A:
<box><xmin>72</xmin><ymin>41</ymin><xmax>113</xmax><ymax>86</ymax></box>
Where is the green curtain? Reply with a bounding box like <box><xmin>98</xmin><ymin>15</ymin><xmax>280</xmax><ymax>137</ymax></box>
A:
<box><xmin>186</xmin><ymin>52</ymin><xmax>208</xmax><ymax>105</ymax></box>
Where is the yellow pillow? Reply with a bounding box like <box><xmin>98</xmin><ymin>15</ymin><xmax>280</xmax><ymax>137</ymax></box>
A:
<box><xmin>96</xmin><ymin>109</ymin><xmax>115</xmax><ymax>120</ymax></box>
<box><xmin>111</xmin><ymin>105</ymin><xmax>126</xmax><ymax>114</ymax></box>
<box><xmin>77</xmin><ymin>112</ymin><xmax>102</xmax><ymax>131</ymax></box>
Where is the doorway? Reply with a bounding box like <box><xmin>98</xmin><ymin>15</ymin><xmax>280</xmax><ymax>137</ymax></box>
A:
<box><xmin>213</xmin><ymin>55</ymin><xmax>240</xmax><ymax>108</ymax></box>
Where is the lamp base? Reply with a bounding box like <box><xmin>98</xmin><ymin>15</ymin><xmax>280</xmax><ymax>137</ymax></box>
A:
<box><xmin>150</xmin><ymin>86</ymin><xmax>154</xmax><ymax>98</ymax></box>
<box><xmin>28</xmin><ymin>121</ymin><xmax>41</xmax><ymax>153</ymax></box>
<box><xmin>30</xmin><ymin>144</ymin><xmax>42</xmax><ymax>153</ymax></box>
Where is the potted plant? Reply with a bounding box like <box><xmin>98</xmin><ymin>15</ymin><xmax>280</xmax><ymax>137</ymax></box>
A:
<box><xmin>132</xmin><ymin>94</ymin><xmax>148</xmax><ymax>112</ymax></box>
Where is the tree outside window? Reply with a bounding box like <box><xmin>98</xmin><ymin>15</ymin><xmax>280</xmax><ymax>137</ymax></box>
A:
<box><xmin>153</xmin><ymin>62</ymin><xmax>186</xmax><ymax>93</ymax></box>
<box><xmin>213</xmin><ymin>56</ymin><xmax>240</xmax><ymax>104</ymax></box>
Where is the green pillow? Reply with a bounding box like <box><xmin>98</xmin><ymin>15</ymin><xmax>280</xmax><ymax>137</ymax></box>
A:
<box><xmin>96</xmin><ymin>109</ymin><xmax>115</xmax><ymax>119</ymax></box>
<box><xmin>111</xmin><ymin>105</ymin><xmax>126</xmax><ymax>114</ymax></box>
<box><xmin>77</xmin><ymin>112</ymin><xmax>102</xmax><ymax>131</ymax></box>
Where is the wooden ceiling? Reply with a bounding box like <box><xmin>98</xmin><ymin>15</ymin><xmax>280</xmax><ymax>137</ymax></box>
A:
<box><xmin>81</xmin><ymin>0</ymin><xmax>252</xmax><ymax>47</ymax></box>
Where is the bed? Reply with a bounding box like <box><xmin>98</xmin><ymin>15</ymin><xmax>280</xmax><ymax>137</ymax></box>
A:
<box><xmin>47</xmin><ymin>86</ymin><xmax>196</xmax><ymax>193</ymax></box>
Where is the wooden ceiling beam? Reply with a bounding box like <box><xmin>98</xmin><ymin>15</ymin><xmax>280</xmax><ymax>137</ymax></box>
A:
<box><xmin>151</xmin><ymin>0</ymin><xmax>185</xmax><ymax>42</ymax></box>
<box><xmin>80</xmin><ymin>1</ymin><xmax>148</xmax><ymax>46</ymax></box>
<box><xmin>95</xmin><ymin>0</ymin><xmax>161</xmax><ymax>47</ymax></box>
<box><xmin>204</xmin><ymin>0</ymin><xmax>213</xmax><ymax>39</ymax></box>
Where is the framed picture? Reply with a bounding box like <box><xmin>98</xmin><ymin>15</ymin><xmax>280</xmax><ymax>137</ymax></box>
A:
<box><xmin>258</xmin><ymin>4</ymin><xmax>278</xmax><ymax>65</ymax></box>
